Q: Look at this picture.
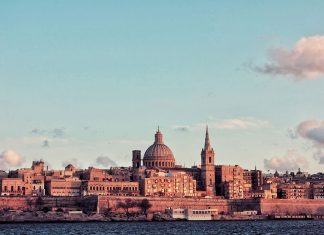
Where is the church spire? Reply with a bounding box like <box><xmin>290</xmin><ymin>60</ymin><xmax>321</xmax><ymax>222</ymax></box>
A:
<box><xmin>204</xmin><ymin>125</ymin><xmax>211</xmax><ymax>150</ymax></box>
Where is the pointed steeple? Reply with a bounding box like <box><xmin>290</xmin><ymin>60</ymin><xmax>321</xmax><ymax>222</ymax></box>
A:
<box><xmin>204</xmin><ymin>125</ymin><xmax>211</xmax><ymax>150</ymax></box>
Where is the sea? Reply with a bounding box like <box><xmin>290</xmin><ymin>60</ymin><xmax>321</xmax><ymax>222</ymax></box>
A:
<box><xmin>0</xmin><ymin>220</ymin><xmax>323</xmax><ymax>235</ymax></box>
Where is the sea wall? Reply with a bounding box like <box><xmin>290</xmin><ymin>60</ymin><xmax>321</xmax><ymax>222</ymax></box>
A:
<box><xmin>1</xmin><ymin>196</ymin><xmax>324</xmax><ymax>216</ymax></box>
<box><xmin>0</xmin><ymin>196</ymin><xmax>97</xmax><ymax>212</ymax></box>
<box><xmin>259</xmin><ymin>199</ymin><xmax>324</xmax><ymax>215</ymax></box>
<box><xmin>97</xmin><ymin>196</ymin><xmax>260</xmax><ymax>214</ymax></box>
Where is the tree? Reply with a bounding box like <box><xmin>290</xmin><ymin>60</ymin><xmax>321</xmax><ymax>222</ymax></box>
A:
<box><xmin>103</xmin><ymin>207</ymin><xmax>112</xmax><ymax>218</ymax></box>
<box><xmin>26</xmin><ymin>198</ymin><xmax>33</xmax><ymax>211</ymax></box>
<box><xmin>316</xmin><ymin>207</ymin><xmax>324</xmax><ymax>216</ymax></box>
<box><xmin>138</xmin><ymin>199</ymin><xmax>152</xmax><ymax>216</ymax></box>
<box><xmin>116</xmin><ymin>198</ymin><xmax>137</xmax><ymax>220</ymax></box>
<box><xmin>35</xmin><ymin>196</ymin><xmax>44</xmax><ymax>210</ymax></box>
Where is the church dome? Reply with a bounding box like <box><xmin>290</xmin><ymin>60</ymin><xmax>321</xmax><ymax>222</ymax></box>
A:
<box><xmin>143</xmin><ymin>128</ymin><xmax>175</xmax><ymax>168</ymax></box>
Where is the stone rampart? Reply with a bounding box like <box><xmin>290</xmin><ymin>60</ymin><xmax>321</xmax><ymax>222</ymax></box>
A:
<box><xmin>260</xmin><ymin>199</ymin><xmax>324</xmax><ymax>215</ymax></box>
<box><xmin>97</xmin><ymin>196</ymin><xmax>260</xmax><ymax>214</ymax></box>
<box><xmin>2</xmin><ymin>196</ymin><xmax>324</xmax><ymax>216</ymax></box>
<box><xmin>0</xmin><ymin>196</ymin><xmax>97</xmax><ymax>211</ymax></box>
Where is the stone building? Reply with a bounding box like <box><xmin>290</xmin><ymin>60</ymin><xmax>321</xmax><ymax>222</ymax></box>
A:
<box><xmin>251</xmin><ymin>182</ymin><xmax>277</xmax><ymax>199</ymax></box>
<box><xmin>0</xmin><ymin>170</ymin><xmax>8</xmax><ymax>178</ymax></box>
<box><xmin>215</xmin><ymin>165</ymin><xmax>244</xmax><ymax>199</ymax></box>
<box><xmin>81</xmin><ymin>167</ymin><xmax>112</xmax><ymax>182</ymax></box>
<box><xmin>142</xmin><ymin>169</ymin><xmax>196</xmax><ymax>197</ymax></box>
<box><xmin>243</xmin><ymin>170</ymin><xmax>252</xmax><ymax>198</ymax></box>
<box><xmin>7</xmin><ymin>160</ymin><xmax>46</xmax><ymax>196</ymax></box>
<box><xmin>242</xmin><ymin>168</ymin><xmax>264</xmax><ymax>198</ymax></box>
<box><xmin>251</xmin><ymin>167</ymin><xmax>263</xmax><ymax>190</ymax></box>
<box><xmin>0</xmin><ymin>178</ymin><xmax>25</xmax><ymax>196</ymax></box>
<box><xmin>81</xmin><ymin>181</ymin><xmax>139</xmax><ymax>196</ymax></box>
<box><xmin>311</xmin><ymin>182</ymin><xmax>324</xmax><ymax>200</ymax></box>
<box><xmin>277</xmin><ymin>182</ymin><xmax>312</xmax><ymax>199</ymax></box>
<box><xmin>45</xmin><ymin>178</ymin><xmax>81</xmax><ymax>196</ymax></box>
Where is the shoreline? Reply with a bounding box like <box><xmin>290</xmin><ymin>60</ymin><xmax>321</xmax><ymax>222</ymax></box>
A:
<box><xmin>0</xmin><ymin>214</ymin><xmax>322</xmax><ymax>224</ymax></box>
<box><xmin>0</xmin><ymin>219</ymin><xmax>321</xmax><ymax>224</ymax></box>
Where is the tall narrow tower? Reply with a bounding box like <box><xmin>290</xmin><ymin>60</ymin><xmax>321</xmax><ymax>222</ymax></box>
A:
<box><xmin>132</xmin><ymin>150</ymin><xmax>141</xmax><ymax>169</ymax></box>
<box><xmin>132</xmin><ymin>150</ymin><xmax>141</xmax><ymax>181</ymax></box>
<box><xmin>201</xmin><ymin>126</ymin><xmax>216</xmax><ymax>196</ymax></box>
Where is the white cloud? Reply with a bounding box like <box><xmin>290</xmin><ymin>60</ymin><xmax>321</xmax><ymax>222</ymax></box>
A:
<box><xmin>264</xmin><ymin>150</ymin><xmax>309</xmax><ymax>172</ymax></box>
<box><xmin>297</xmin><ymin>119</ymin><xmax>324</xmax><ymax>146</ymax></box>
<box><xmin>294</xmin><ymin>119</ymin><xmax>324</xmax><ymax>164</ymax></box>
<box><xmin>314</xmin><ymin>149</ymin><xmax>324</xmax><ymax>164</ymax></box>
<box><xmin>0</xmin><ymin>150</ymin><xmax>25</xmax><ymax>170</ymax></box>
<box><xmin>210</xmin><ymin>118</ymin><xmax>269</xmax><ymax>130</ymax></box>
<box><xmin>256</xmin><ymin>35</ymin><xmax>324</xmax><ymax>79</ymax></box>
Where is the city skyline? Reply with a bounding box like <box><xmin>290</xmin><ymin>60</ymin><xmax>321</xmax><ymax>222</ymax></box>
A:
<box><xmin>1</xmin><ymin>1</ymin><xmax>324</xmax><ymax>173</ymax></box>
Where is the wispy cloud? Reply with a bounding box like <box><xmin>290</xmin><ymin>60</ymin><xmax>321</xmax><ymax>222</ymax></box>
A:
<box><xmin>172</xmin><ymin>125</ymin><xmax>191</xmax><ymax>132</ymax></box>
<box><xmin>62</xmin><ymin>158</ymin><xmax>83</xmax><ymax>169</ymax></box>
<box><xmin>210</xmin><ymin>118</ymin><xmax>269</xmax><ymax>130</ymax></box>
<box><xmin>255</xmin><ymin>35</ymin><xmax>324</xmax><ymax>79</ymax></box>
<box><xmin>95</xmin><ymin>156</ymin><xmax>117</xmax><ymax>168</ymax></box>
<box><xmin>287</xmin><ymin>128</ymin><xmax>298</xmax><ymax>139</ymax></box>
<box><xmin>264</xmin><ymin>150</ymin><xmax>309</xmax><ymax>172</ymax></box>
<box><xmin>42</xmin><ymin>140</ymin><xmax>50</xmax><ymax>148</ymax></box>
<box><xmin>108</xmin><ymin>139</ymin><xmax>151</xmax><ymax>145</ymax></box>
<box><xmin>172</xmin><ymin>117</ymin><xmax>269</xmax><ymax>132</ymax></box>
<box><xmin>31</xmin><ymin>128</ymin><xmax>66</xmax><ymax>138</ymax></box>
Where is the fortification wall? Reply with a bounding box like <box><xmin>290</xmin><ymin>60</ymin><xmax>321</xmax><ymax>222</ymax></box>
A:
<box><xmin>2</xmin><ymin>196</ymin><xmax>323</xmax><ymax>216</ymax></box>
<box><xmin>0</xmin><ymin>196</ymin><xmax>33</xmax><ymax>210</ymax></box>
<box><xmin>0</xmin><ymin>196</ymin><xmax>97</xmax><ymax>211</ymax></box>
<box><xmin>260</xmin><ymin>199</ymin><xmax>324</xmax><ymax>215</ymax></box>
<box><xmin>97</xmin><ymin>196</ymin><xmax>260</xmax><ymax>214</ymax></box>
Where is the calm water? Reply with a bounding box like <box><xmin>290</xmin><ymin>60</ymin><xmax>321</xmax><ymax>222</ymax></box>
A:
<box><xmin>0</xmin><ymin>221</ymin><xmax>324</xmax><ymax>235</ymax></box>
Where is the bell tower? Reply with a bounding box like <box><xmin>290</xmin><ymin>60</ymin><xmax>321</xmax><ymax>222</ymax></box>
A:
<box><xmin>201</xmin><ymin>126</ymin><xmax>215</xmax><ymax>196</ymax></box>
<box><xmin>132</xmin><ymin>150</ymin><xmax>141</xmax><ymax>169</ymax></box>
<box><xmin>132</xmin><ymin>150</ymin><xmax>141</xmax><ymax>181</ymax></box>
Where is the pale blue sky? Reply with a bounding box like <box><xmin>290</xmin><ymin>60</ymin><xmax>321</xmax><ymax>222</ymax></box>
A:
<box><xmin>1</xmin><ymin>1</ymin><xmax>324</xmax><ymax>172</ymax></box>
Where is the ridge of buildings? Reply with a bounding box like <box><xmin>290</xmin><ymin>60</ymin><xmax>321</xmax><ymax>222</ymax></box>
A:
<box><xmin>1</xmin><ymin>128</ymin><xmax>323</xmax><ymax>200</ymax></box>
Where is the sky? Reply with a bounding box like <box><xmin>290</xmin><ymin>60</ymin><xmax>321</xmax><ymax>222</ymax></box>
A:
<box><xmin>1</xmin><ymin>1</ymin><xmax>324</xmax><ymax>173</ymax></box>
